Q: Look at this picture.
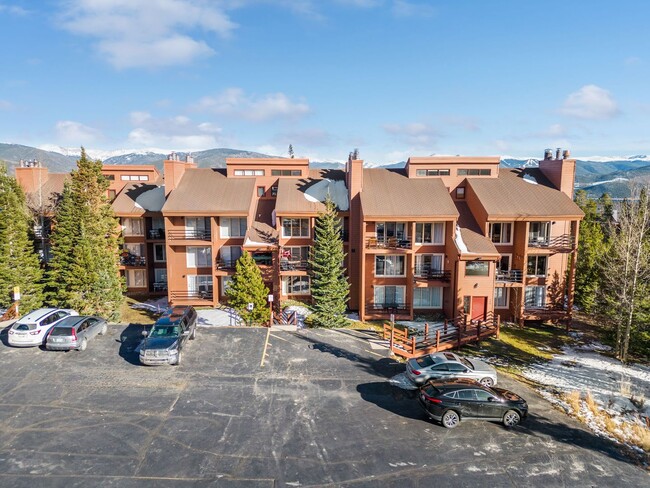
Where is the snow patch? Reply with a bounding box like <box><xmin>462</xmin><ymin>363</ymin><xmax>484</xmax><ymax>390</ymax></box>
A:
<box><xmin>303</xmin><ymin>179</ymin><xmax>349</xmax><ymax>211</ymax></box>
<box><xmin>523</xmin><ymin>174</ymin><xmax>538</xmax><ymax>184</ymax></box>
<box><xmin>454</xmin><ymin>225</ymin><xmax>468</xmax><ymax>253</ymax></box>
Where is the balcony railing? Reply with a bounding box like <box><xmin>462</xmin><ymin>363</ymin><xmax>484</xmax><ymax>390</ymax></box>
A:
<box><xmin>366</xmin><ymin>237</ymin><xmax>412</xmax><ymax>249</ymax></box>
<box><xmin>366</xmin><ymin>302</ymin><xmax>409</xmax><ymax>314</ymax></box>
<box><xmin>170</xmin><ymin>289</ymin><xmax>213</xmax><ymax>301</ymax></box>
<box><xmin>152</xmin><ymin>282</ymin><xmax>168</xmax><ymax>292</ymax></box>
<box><xmin>528</xmin><ymin>234</ymin><xmax>574</xmax><ymax>251</ymax></box>
<box><xmin>120</xmin><ymin>254</ymin><xmax>146</xmax><ymax>266</ymax></box>
<box><xmin>414</xmin><ymin>267</ymin><xmax>451</xmax><ymax>281</ymax></box>
<box><xmin>496</xmin><ymin>269</ymin><xmax>523</xmax><ymax>283</ymax></box>
<box><xmin>167</xmin><ymin>229</ymin><xmax>211</xmax><ymax>241</ymax></box>
<box><xmin>280</xmin><ymin>259</ymin><xmax>310</xmax><ymax>271</ymax></box>
<box><xmin>147</xmin><ymin>229</ymin><xmax>165</xmax><ymax>240</ymax></box>
<box><xmin>216</xmin><ymin>259</ymin><xmax>238</xmax><ymax>270</ymax></box>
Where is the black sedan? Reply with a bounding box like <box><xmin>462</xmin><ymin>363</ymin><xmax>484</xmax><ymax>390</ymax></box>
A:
<box><xmin>418</xmin><ymin>378</ymin><xmax>528</xmax><ymax>428</ymax></box>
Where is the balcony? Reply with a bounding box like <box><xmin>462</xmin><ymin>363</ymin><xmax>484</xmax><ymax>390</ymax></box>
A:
<box><xmin>216</xmin><ymin>259</ymin><xmax>238</xmax><ymax>270</ymax></box>
<box><xmin>147</xmin><ymin>228</ymin><xmax>165</xmax><ymax>240</ymax></box>
<box><xmin>170</xmin><ymin>290</ymin><xmax>214</xmax><ymax>301</ymax></box>
<box><xmin>528</xmin><ymin>234</ymin><xmax>575</xmax><ymax>252</ymax></box>
<box><xmin>167</xmin><ymin>229</ymin><xmax>211</xmax><ymax>241</ymax></box>
<box><xmin>120</xmin><ymin>253</ymin><xmax>146</xmax><ymax>267</ymax></box>
<box><xmin>496</xmin><ymin>269</ymin><xmax>523</xmax><ymax>283</ymax></box>
<box><xmin>366</xmin><ymin>237</ymin><xmax>412</xmax><ymax>249</ymax></box>
<box><xmin>366</xmin><ymin>302</ymin><xmax>409</xmax><ymax>314</ymax></box>
<box><xmin>280</xmin><ymin>259</ymin><xmax>310</xmax><ymax>271</ymax></box>
<box><xmin>414</xmin><ymin>267</ymin><xmax>451</xmax><ymax>282</ymax></box>
<box><xmin>152</xmin><ymin>282</ymin><xmax>168</xmax><ymax>292</ymax></box>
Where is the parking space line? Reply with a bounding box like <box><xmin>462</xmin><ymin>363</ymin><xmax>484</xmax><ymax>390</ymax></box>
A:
<box><xmin>269</xmin><ymin>333</ymin><xmax>292</xmax><ymax>343</ymax></box>
<box><xmin>260</xmin><ymin>327</ymin><xmax>271</xmax><ymax>367</ymax></box>
<box><xmin>329</xmin><ymin>329</ymin><xmax>387</xmax><ymax>358</ymax></box>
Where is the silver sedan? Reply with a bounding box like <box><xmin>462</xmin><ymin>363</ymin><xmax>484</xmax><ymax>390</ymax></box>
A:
<box><xmin>405</xmin><ymin>351</ymin><xmax>498</xmax><ymax>387</ymax></box>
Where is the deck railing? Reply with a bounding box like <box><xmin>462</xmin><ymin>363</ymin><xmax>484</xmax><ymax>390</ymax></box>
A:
<box><xmin>413</xmin><ymin>267</ymin><xmax>451</xmax><ymax>281</ymax></box>
<box><xmin>528</xmin><ymin>234</ymin><xmax>574</xmax><ymax>251</ymax></box>
<box><xmin>366</xmin><ymin>237</ymin><xmax>412</xmax><ymax>249</ymax></box>
<box><xmin>170</xmin><ymin>290</ymin><xmax>213</xmax><ymax>301</ymax></box>
<box><xmin>167</xmin><ymin>229</ymin><xmax>211</xmax><ymax>241</ymax></box>
<box><xmin>496</xmin><ymin>269</ymin><xmax>523</xmax><ymax>283</ymax></box>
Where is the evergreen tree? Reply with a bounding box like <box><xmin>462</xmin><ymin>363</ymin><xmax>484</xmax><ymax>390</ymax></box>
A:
<box><xmin>46</xmin><ymin>149</ymin><xmax>123</xmax><ymax>320</ymax></box>
<box><xmin>0</xmin><ymin>164</ymin><xmax>44</xmax><ymax>312</ymax></box>
<box><xmin>309</xmin><ymin>194</ymin><xmax>350</xmax><ymax>328</ymax></box>
<box><xmin>288</xmin><ymin>144</ymin><xmax>295</xmax><ymax>159</ymax></box>
<box><xmin>225</xmin><ymin>251</ymin><xmax>269</xmax><ymax>325</ymax></box>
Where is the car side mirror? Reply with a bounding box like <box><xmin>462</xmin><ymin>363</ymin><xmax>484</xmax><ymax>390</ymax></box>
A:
<box><xmin>142</xmin><ymin>330</ymin><xmax>148</xmax><ymax>337</ymax></box>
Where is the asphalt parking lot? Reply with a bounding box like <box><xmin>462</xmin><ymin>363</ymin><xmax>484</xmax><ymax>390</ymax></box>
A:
<box><xmin>0</xmin><ymin>323</ymin><xmax>647</xmax><ymax>487</ymax></box>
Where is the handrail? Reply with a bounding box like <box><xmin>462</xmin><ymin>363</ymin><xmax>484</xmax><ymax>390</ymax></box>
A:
<box><xmin>413</xmin><ymin>267</ymin><xmax>451</xmax><ymax>281</ymax></box>
<box><xmin>496</xmin><ymin>269</ymin><xmax>523</xmax><ymax>283</ymax></box>
<box><xmin>528</xmin><ymin>234</ymin><xmax>574</xmax><ymax>250</ymax></box>
<box><xmin>167</xmin><ymin>229</ymin><xmax>211</xmax><ymax>241</ymax></box>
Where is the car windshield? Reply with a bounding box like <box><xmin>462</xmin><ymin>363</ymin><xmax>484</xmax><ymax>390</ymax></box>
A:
<box><xmin>415</xmin><ymin>355</ymin><xmax>436</xmax><ymax>367</ymax></box>
<box><xmin>459</xmin><ymin>358</ymin><xmax>473</xmax><ymax>370</ymax></box>
<box><xmin>50</xmin><ymin>327</ymin><xmax>73</xmax><ymax>336</ymax></box>
<box><xmin>150</xmin><ymin>325</ymin><xmax>180</xmax><ymax>338</ymax></box>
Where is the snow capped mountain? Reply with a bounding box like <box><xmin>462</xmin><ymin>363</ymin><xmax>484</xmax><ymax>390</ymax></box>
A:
<box><xmin>37</xmin><ymin>145</ymin><xmax>171</xmax><ymax>161</ymax></box>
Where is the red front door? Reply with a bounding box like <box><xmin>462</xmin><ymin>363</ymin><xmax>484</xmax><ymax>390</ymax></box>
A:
<box><xmin>471</xmin><ymin>296</ymin><xmax>487</xmax><ymax>321</ymax></box>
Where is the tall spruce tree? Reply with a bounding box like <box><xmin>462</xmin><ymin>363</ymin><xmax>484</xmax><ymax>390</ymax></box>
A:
<box><xmin>309</xmin><ymin>194</ymin><xmax>350</xmax><ymax>328</ymax></box>
<box><xmin>46</xmin><ymin>149</ymin><xmax>123</xmax><ymax>320</ymax></box>
<box><xmin>225</xmin><ymin>251</ymin><xmax>270</xmax><ymax>325</ymax></box>
<box><xmin>0</xmin><ymin>165</ymin><xmax>44</xmax><ymax>312</ymax></box>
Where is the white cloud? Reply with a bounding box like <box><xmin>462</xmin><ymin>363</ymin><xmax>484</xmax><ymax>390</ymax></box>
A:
<box><xmin>383</xmin><ymin>122</ymin><xmax>440</xmax><ymax>146</ymax></box>
<box><xmin>55</xmin><ymin>120</ymin><xmax>103</xmax><ymax>144</ymax></box>
<box><xmin>195</xmin><ymin>88</ymin><xmax>310</xmax><ymax>122</ymax></box>
<box><xmin>127</xmin><ymin>111</ymin><xmax>222</xmax><ymax>150</ymax></box>
<box><xmin>59</xmin><ymin>0</ymin><xmax>237</xmax><ymax>69</ymax></box>
<box><xmin>0</xmin><ymin>4</ymin><xmax>28</xmax><ymax>15</ymax></box>
<box><xmin>392</xmin><ymin>0</ymin><xmax>435</xmax><ymax>18</ymax></box>
<box><xmin>560</xmin><ymin>85</ymin><xmax>620</xmax><ymax>120</ymax></box>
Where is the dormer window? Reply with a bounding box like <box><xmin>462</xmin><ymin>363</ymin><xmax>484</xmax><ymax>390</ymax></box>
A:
<box><xmin>415</xmin><ymin>169</ymin><xmax>450</xmax><ymax>176</ymax></box>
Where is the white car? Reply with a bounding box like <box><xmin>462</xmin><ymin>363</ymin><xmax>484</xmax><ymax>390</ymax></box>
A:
<box><xmin>8</xmin><ymin>308</ymin><xmax>79</xmax><ymax>347</ymax></box>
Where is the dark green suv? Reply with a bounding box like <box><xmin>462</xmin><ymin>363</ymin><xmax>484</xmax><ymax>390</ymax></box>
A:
<box><xmin>138</xmin><ymin>306</ymin><xmax>197</xmax><ymax>366</ymax></box>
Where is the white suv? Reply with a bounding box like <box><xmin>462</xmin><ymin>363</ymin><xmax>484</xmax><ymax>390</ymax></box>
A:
<box><xmin>8</xmin><ymin>308</ymin><xmax>78</xmax><ymax>347</ymax></box>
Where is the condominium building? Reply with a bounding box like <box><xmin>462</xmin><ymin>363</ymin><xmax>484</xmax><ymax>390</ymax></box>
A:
<box><xmin>16</xmin><ymin>148</ymin><xmax>583</xmax><ymax>324</ymax></box>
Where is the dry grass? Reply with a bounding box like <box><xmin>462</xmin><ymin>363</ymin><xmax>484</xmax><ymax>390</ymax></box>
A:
<box><xmin>564</xmin><ymin>390</ymin><xmax>582</xmax><ymax>417</ymax></box>
<box><xmin>584</xmin><ymin>391</ymin><xmax>599</xmax><ymax>417</ymax></box>
<box><xmin>629</xmin><ymin>423</ymin><xmax>650</xmax><ymax>452</ymax></box>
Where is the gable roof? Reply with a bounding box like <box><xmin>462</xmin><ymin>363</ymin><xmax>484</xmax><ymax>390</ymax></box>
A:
<box><xmin>468</xmin><ymin>168</ymin><xmax>584</xmax><ymax>219</ymax></box>
<box><xmin>360</xmin><ymin>168</ymin><xmax>458</xmax><ymax>219</ymax></box>
<box><xmin>162</xmin><ymin>168</ymin><xmax>255</xmax><ymax>215</ymax></box>
<box><xmin>454</xmin><ymin>202</ymin><xmax>499</xmax><ymax>256</ymax></box>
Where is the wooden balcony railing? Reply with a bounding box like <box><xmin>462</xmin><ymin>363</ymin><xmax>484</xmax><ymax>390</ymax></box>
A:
<box><xmin>216</xmin><ymin>259</ymin><xmax>237</xmax><ymax>270</ymax></box>
<box><xmin>167</xmin><ymin>229</ymin><xmax>211</xmax><ymax>241</ymax></box>
<box><xmin>413</xmin><ymin>267</ymin><xmax>451</xmax><ymax>281</ymax></box>
<box><xmin>496</xmin><ymin>269</ymin><xmax>523</xmax><ymax>283</ymax></box>
<box><xmin>365</xmin><ymin>302</ymin><xmax>409</xmax><ymax>314</ymax></box>
<box><xmin>170</xmin><ymin>290</ymin><xmax>213</xmax><ymax>301</ymax></box>
<box><xmin>528</xmin><ymin>234</ymin><xmax>575</xmax><ymax>251</ymax></box>
<box><xmin>280</xmin><ymin>259</ymin><xmax>310</xmax><ymax>271</ymax></box>
<box><xmin>366</xmin><ymin>237</ymin><xmax>411</xmax><ymax>249</ymax></box>
<box><xmin>120</xmin><ymin>254</ymin><xmax>146</xmax><ymax>266</ymax></box>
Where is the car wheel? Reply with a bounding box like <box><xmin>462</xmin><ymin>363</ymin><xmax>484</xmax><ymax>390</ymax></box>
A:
<box><xmin>78</xmin><ymin>338</ymin><xmax>88</xmax><ymax>352</ymax></box>
<box><xmin>174</xmin><ymin>352</ymin><xmax>182</xmax><ymax>366</ymax></box>
<box><xmin>441</xmin><ymin>410</ymin><xmax>460</xmax><ymax>429</ymax></box>
<box><xmin>99</xmin><ymin>324</ymin><xmax>108</xmax><ymax>336</ymax></box>
<box><xmin>503</xmin><ymin>410</ymin><xmax>521</xmax><ymax>428</ymax></box>
<box><xmin>479</xmin><ymin>377</ymin><xmax>494</xmax><ymax>387</ymax></box>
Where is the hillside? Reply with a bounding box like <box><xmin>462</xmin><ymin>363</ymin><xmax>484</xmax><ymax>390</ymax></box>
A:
<box><xmin>0</xmin><ymin>143</ymin><xmax>78</xmax><ymax>173</ymax></box>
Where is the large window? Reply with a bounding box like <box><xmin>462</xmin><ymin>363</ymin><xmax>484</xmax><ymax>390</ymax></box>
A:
<box><xmin>220</xmin><ymin>217</ymin><xmax>247</xmax><ymax>238</ymax></box>
<box><xmin>376</xmin><ymin>222</ymin><xmax>407</xmax><ymax>241</ymax></box>
<box><xmin>374</xmin><ymin>286</ymin><xmax>405</xmax><ymax>307</ymax></box>
<box><xmin>457</xmin><ymin>168</ymin><xmax>491</xmax><ymax>176</ymax></box>
<box><xmin>489</xmin><ymin>222</ymin><xmax>512</xmax><ymax>244</ymax></box>
<box><xmin>122</xmin><ymin>218</ymin><xmax>144</xmax><ymax>236</ymax></box>
<box><xmin>529</xmin><ymin>222</ymin><xmax>550</xmax><ymax>244</ymax></box>
<box><xmin>187</xmin><ymin>247</ymin><xmax>212</xmax><ymax>268</ymax></box>
<box><xmin>415</xmin><ymin>169</ymin><xmax>450</xmax><ymax>176</ymax></box>
<box><xmin>272</xmin><ymin>169</ymin><xmax>302</xmax><ymax>176</ymax></box>
<box><xmin>154</xmin><ymin>268</ymin><xmax>167</xmax><ymax>285</ymax></box>
<box><xmin>497</xmin><ymin>255</ymin><xmax>511</xmax><ymax>274</ymax></box>
<box><xmin>186</xmin><ymin>217</ymin><xmax>210</xmax><ymax>239</ymax></box>
<box><xmin>120</xmin><ymin>174</ymin><xmax>149</xmax><ymax>181</ymax></box>
<box><xmin>125</xmin><ymin>269</ymin><xmax>146</xmax><ymax>287</ymax></box>
<box><xmin>413</xmin><ymin>287</ymin><xmax>442</xmax><ymax>308</ymax></box>
<box><xmin>153</xmin><ymin>244</ymin><xmax>166</xmax><ymax>262</ymax></box>
<box><xmin>525</xmin><ymin>286</ymin><xmax>546</xmax><ymax>308</ymax></box>
<box><xmin>415</xmin><ymin>254</ymin><xmax>443</xmax><ymax>276</ymax></box>
<box><xmin>188</xmin><ymin>275</ymin><xmax>213</xmax><ymax>295</ymax></box>
<box><xmin>282</xmin><ymin>246</ymin><xmax>310</xmax><ymax>261</ymax></box>
<box><xmin>282</xmin><ymin>276</ymin><xmax>310</xmax><ymax>295</ymax></box>
<box><xmin>282</xmin><ymin>218</ymin><xmax>310</xmax><ymax>238</ymax></box>
<box><xmin>415</xmin><ymin>223</ymin><xmax>445</xmax><ymax>244</ymax></box>
<box><xmin>234</xmin><ymin>169</ymin><xmax>264</xmax><ymax>176</ymax></box>
<box><xmin>220</xmin><ymin>246</ymin><xmax>242</xmax><ymax>265</ymax></box>
<box><xmin>527</xmin><ymin>255</ymin><xmax>547</xmax><ymax>276</ymax></box>
<box><xmin>494</xmin><ymin>287</ymin><xmax>509</xmax><ymax>308</ymax></box>
<box><xmin>465</xmin><ymin>261</ymin><xmax>489</xmax><ymax>276</ymax></box>
<box><xmin>375</xmin><ymin>255</ymin><xmax>405</xmax><ymax>276</ymax></box>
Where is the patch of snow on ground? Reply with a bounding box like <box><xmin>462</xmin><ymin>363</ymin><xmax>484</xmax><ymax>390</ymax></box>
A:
<box><xmin>345</xmin><ymin>312</ymin><xmax>360</xmax><ymax>322</ymax></box>
<box><xmin>389</xmin><ymin>372</ymin><xmax>418</xmax><ymax>390</ymax></box>
<box><xmin>131</xmin><ymin>296</ymin><xmax>168</xmax><ymax>314</ymax></box>
<box><xmin>303</xmin><ymin>179</ymin><xmax>349</xmax><ymax>211</ymax></box>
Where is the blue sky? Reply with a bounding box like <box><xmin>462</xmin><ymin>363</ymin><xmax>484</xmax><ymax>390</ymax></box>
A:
<box><xmin>1</xmin><ymin>0</ymin><xmax>649</xmax><ymax>164</ymax></box>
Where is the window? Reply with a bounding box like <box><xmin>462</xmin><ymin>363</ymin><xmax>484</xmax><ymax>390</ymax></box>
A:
<box><xmin>187</xmin><ymin>247</ymin><xmax>212</xmax><ymax>268</ymax></box>
<box><xmin>187</xmin><ymin>275</ymin><xmax>213</xmax><ymax>294</ymax></box>
<box><xmin>272</xmin><ymin>169</ymin><xmax>302</xmax><ymax>176</ymax></box>
<box><xmin>457</xmin><ymin>168</ymin><xmax>491</xmax><ymax>176</ymax></box>
<box><xmin>282</xmin><ymin>276</ymin><xmax>310</xmax><ymax>295</ymax></box>
<box><xmin>489</xmin><ymin>222</ymin><xmax>512</xmax><ymax>244</ymax></box>
<box><xmin>465</xmin><ymin>261</ymin><xmax>489</xmax><ymax>276</ymax></box>
<box><xmin>185</xmin><ymin>217</ymin><xmax>210</xmax><ymax>239</ymax></box>
<box><xmin>120</xmin><ymin>175</ymin><xmax>149</xmax><ymax>181</ymax></box>
<box><xmin>122</xmin><ymin>218</ymin><xmax>144</xmax><ymax>236</ymax></box>
<box><xmin>282</xmin><ymin>246</ymin><xmax>309</xmax><ymax>261</ymax></box>
<box><xmin>529</xmin><ymin>222</ymin><xmax>551</xmax><ymax>244</ymax></box>
<box><xmin>221</xmin><ymin>276</ymin><xmax>233</xmax><ymax>294</ymax></box>
<box><xmin>153</xmin><ymin>244</ymin><xmax>166</xmax><ymax>262</ymax></box>
<box><xmin>126</xmin><ymin>269</ymin><xmax>147</xmax><ymax>287</ymax></box>
<box><xmin>257</xmin><ymin>186</ymin><xmax>265</xmax><ymax>197</ymax></box>
<box><xmin>234</xmin><ymin>169</ymin><xmax>264</xmax><ymax>176</ymax></box>
<box><xmin>415</xmin><ymin>223</ymin><xmax>445</xmax><ymax>244</ymax></box>
<box><xmin>282</xmin><ymin>218</ymin><xmax>310</xmax><ymax>238</ymax></box>
<box><xmin>375</xmin><ymin>255</ymin><xmax>405</xmax><ymax>276</ymax></box>
<box><xmin>220</xmin><ymin>246</ymin><xmax>242</xmax><ymax>265</ymax></box>
<box><xmin>497</xmin><ymin>255</ymin><xmax>511</xmax><ymax>273</ymax></box>
<box><xmin>414</xmin><ymin>254</ymin><xmax>443</xmax><ymax>276</ymax></box>
<box><xmin>154</xmin><ymin>268</ymin><xmax>167</xmax><ymax>284</ymax></box>
<box><xmin>104</xmin><ymin>174</ymin><xmax>115</xmax><ymax>181</ymax></box>
<box><xmin>220</xmin><ymin>217</ymin><xmax>247</xmax><ymax>238</ymax></box>
<box><xmin>527</xmin><ymin>255</ymin><xmax>547</xmax><ymax>276</ymax></box>
<box><xmin>374</xmin><ymin>286</ymin><xmax>405</xmax><ymax>306</ymax></box>
<box><xmin>413</xmin><ymin>287</ymin><xmax>442</xmax><ymax>308</ymax></box>
<box><xmin>376</xmin><ymin>222</ymin><xmax>407</xmax><ymax>242</ymax></box>
<box><xmin>494</xmin><ymin>287</ymin><xmax>509</xmax><ymax>308</ymax></box>
<box><xmin>456</xmin><ymin>187</ymin><xmax>465</xmax><ymax>199</ymax></box>
<box><xmin>525</xmin><ymin>286</ymin><xmax>546</xmax><ymax>308</ymax></box>
<box><xmin>124</xmin><ymin>243</ymin><xmax>144</xmax><ymax>257</ymax></box>
<box><xmin>415</xmin><ymin>169</ymin><xmax>450</xmax><ymax>176</ymax></box>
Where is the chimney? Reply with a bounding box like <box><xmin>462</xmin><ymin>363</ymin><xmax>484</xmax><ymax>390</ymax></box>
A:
<box><xmin>185</xmin><ymin>153</ymin><xmax>194</xmax><ymax>164</ymax></box>
<box><xmin>346</xmin><ymin>157</ymin><xmax>364</xmax><ymax>313</ymax></box>
<box><xmin>538</xmin><ymin>149</ymin><xmax>576</xmax><ymax>198</ymax></box>
<box><xmin>164</xmin><ymin>152</ymin><xmax>197</xmax><ymax>196</ymax></box>
<box><xmin>544</xmin><ymin>148</ymin><xmax>553</xmax><ymax>160</ymax></box>
<box><xmin>15</xmin><ymin>162</ymin><xmax>49</xmax><ymax>194</ymax></box>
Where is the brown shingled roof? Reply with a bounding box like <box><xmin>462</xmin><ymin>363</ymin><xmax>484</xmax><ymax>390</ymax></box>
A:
<box><xmin>455</xmin><ymin>202</ymin><xmax>499</xmax><ymax>256</ymax></box>
<box><xmin>360</xmin><ymin>168</ymin><xmax>458</xmax><ymax>219</ymax></box>
<box><xmin>162</xmin><ymin>168</ymin><xmax>255</xmax><ymax>215</ymax></box>
<box><xmin>25</xmin><ymin>173</ymin><xmax>68</xmax><ymax>214</ymax></box>
<box><xmin>468</xmin><ymin>168</ymin><xmax>584</xmax><ymax>219</ymax></box>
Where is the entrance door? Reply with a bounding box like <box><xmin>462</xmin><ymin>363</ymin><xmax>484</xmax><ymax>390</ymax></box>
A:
<box><xmin>471</xmin><ymin>296</ymin><xmax>487</xmax><ymax>321</ymax></box>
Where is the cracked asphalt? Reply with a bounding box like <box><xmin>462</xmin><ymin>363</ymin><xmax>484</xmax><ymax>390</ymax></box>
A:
<box><xmin>0</xmin><ymin>323</ymin><xmax>647</xmax><ymax>487</ymax></box>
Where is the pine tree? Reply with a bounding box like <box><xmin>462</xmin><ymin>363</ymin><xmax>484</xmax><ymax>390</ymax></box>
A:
<box><xmin>225</xmin><ymin>251</ymin><xmax>270</xmax><ymax>325</ymax></box>
<box><xmin>46</xmin><ymin>149</ymin><xmax>124</xmax><ymax>320</ymax></box>
<box><xmin>288</xmin><ymin>144</ymin><xmax>295</xmax><ymax>159</ymax></box>
<box><xmin>0</xmin><ymin>164</ymin><xmax>44</xmax><ymax>312</ymax></box>
<box><xmin>309</xmin><ymin>194</ymin><xmax>350</xmax><ymax>328</ymax></box>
